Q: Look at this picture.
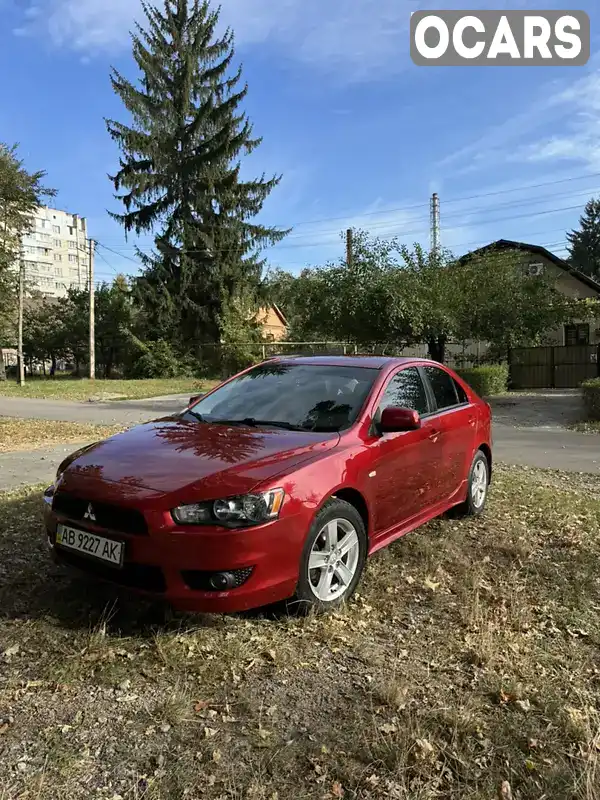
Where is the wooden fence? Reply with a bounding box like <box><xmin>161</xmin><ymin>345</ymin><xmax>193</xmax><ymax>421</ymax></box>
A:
<box><xmin>509</xmin><ymin>345</ymin><xmax>600</xmax><ymax>389</ymax></box>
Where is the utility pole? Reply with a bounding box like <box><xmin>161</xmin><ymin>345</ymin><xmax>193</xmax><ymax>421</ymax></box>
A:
<box><xmin>17</xmin><ymin>248</ymin><xmax>25</xmax><ymax>385</ymax></box>
<box><xmin>89</xmin><ymin>239</ymin><xmax>95</xmax><ymax>380</ymax></box>
<box><xmin>346</xmin><ymin>228</ymin><xmax>353</xmax><ymax>268</ymax></box>
<box><xmin>430</xmin><ymin>193</ymin><xmax>441</xmax><ymax>254</ymax></box>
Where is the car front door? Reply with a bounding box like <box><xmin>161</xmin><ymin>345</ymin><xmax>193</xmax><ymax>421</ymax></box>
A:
<box><xmin>421</xmin><ymin>365</ymin><xmax>478</xmax><ymax>503</ymax></box>
<box><xmin>369</xmin><ymin>366</ymin><xmax>440</xmax><ymax>537</ymax></box>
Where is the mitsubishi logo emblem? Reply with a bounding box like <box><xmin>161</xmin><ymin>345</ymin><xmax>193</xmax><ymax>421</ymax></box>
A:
<box><xmin>84</xmin><ymin>503</ymin><xmax>96</xmax><ymax>522</ymax></box>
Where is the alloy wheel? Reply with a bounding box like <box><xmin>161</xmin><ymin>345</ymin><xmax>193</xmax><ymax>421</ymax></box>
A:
<box><xmin>471</xmin><ymin>458</ymin><xmax>488</xmax><ymax>509</ymax></box>
<box><xmin>308</xmin><ymin>518</ymin><xmax>360</xmax><ymax>602</ymax></box>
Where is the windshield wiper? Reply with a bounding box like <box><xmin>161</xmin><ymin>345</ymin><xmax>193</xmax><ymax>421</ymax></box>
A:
<box><xmin>211</xmin><ymin>418</ymin><xmax>305</xmax><ymax>431</ymax></box>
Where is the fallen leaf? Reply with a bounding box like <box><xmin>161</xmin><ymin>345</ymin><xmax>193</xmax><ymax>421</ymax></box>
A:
<box><xmin>415</xmin><ymin>738</ymin><xmax>435</xmax><ymax>759</ymax></box>
<box><xmin>194</xmin><ymin>701</ymin><xmax>210</xmax><ymax>713</ymax></box>
<box><xmin>331</xmin><ymin>781</ymin><xmax>344</xmax><ymax>798</ymax></box>
<box><xmin>499</xmin><ymin>781</ymin><xmax>513</xmax><ymax>800</ymax></box>
<box><xmin>204</xmin><ymin>727</ymin><xmax>218</xmax><ymax>739</ymax></box>
<box><xmin>516</xmin><ymin>699</ymin><xmax>532</xmax><ymax>713</ymax></box>
<box><xmin>379</xmin><ymin>723</ymin><xmax>398</xmax><ymax>735</ymax></box>
<box><xmin>258</xmin><ymin>727</ymin><xmax>272</xmax><ymax>740</ymax></box>
<box><xmin>212</xmin><ymin>749</ymin><xmax>222</xmax><ymax>763</ymax></box>
<box><xmin>423</xmin><ymin>578</ymin><xmax>440</xmax><ymax>592</ymax></box>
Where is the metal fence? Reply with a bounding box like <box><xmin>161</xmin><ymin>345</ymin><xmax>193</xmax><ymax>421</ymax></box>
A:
<box><xmin>509</xmin><ymin>344</ymin><xmax>600</xmax><ymax>389</ymax></box>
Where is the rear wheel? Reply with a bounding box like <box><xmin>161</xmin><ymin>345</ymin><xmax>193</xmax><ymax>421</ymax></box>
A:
<box><xmin>291</xmin><ymin>498</ymin><xmax>368</xmax><ymax>614</ymax></box>
<box><xmin>453</xmin><ymin>449</ymin><xmax>489</xmax><ymax>518</ymax></box>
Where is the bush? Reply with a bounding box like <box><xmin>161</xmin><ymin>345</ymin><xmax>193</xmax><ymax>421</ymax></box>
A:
<box><xmin>126</xmin><ymin>340</ymin><xmax>184</xmax><ymax>379</ymax></box>
<box><xmin>582</xmin><ymin>378</ymin><xmax>600</xmax><ymax>421</ymax></box>
<box><xmin>457</xmin><ymin>364</ymin><xmax>508</xmax><ymax>397</ymax></box>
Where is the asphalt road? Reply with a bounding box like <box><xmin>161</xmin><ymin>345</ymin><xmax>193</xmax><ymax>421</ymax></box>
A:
<box><xmin>0</xmin><ymin>394</ymin><xmax>193</xmax><ymax>426</ymax></box>
<box><xmin>0</xmin><ymin>394</ymin><xmax>598</xmax><ymax>491</ymax></box>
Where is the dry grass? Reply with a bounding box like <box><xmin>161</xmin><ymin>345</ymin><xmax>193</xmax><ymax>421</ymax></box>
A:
<box><xmin>0</xmin><ymin>377</ymin><xmax>218</xmax><ymax>402</ymax></box>
<box><xmin>1</xmin><ymin>466</ymin><xmax>600</xmax><ymax>799</ymax></box>
<box><xmin>0</xmin><ymin>419</ymin><xmax>126</xmax><ymax>453</ymax></box>
<box><xmin>569</xmin><ymin>421</ymin><xmax>600</xmax><ymax>434</ymax></box>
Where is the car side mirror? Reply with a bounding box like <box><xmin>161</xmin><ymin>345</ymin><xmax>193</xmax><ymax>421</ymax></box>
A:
<box><xmin>188</xmin><ymin>394</ymin><xmax>203</xmax><ymax>407</ymax></box>
<box><xmin>379</xmin><ymin>406</ymin><xmax>421</xmax><ymax>433</ymax></box>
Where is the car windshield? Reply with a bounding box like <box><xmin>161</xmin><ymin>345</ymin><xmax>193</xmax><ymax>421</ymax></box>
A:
<box><xmin>185</xmin><ymin>362</ymin><xmax>379</xmax><ymax>432</ymax></box>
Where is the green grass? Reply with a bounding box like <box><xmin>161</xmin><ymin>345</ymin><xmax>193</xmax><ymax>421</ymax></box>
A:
<box><xmin>0</xmin><ymin>376</ymin><xmax>219</xmax><ymax>402</ymax></box>
<box><xmin>1</xmin><ymin>466</ymin><xmax>599</xmax><ymax>799</ymax></box>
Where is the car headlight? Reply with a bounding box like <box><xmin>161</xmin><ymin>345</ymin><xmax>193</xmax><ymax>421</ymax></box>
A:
<box><xmin>172</xmin><ymin>489</ymin><xmax>285</xmax><ymax>528</ymax></box>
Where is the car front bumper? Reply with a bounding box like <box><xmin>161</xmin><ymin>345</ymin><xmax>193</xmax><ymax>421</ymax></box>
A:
<box><xmin>43</xmin><ymin>494</ymin><xmax>306</xmax><ymax>613</ymax></box>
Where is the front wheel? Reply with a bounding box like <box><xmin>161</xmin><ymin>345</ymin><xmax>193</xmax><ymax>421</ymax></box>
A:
<box><xmin>291</xmin><ymin>498</ymin><xmax>368</xmax><ymax>614</ymax></box>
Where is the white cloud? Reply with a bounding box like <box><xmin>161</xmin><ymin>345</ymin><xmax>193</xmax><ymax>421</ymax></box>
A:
<box><xmin>11</xmin><ymin>0</ymin><xmax>413</xmax><ymax>76</ymax></box>
<box><xmin>11</xmin><ymin>0</ymin><xmax>566</xmax><ymax>78</ymax></box>
<box><xmin>438</xmin><ymin>55</ymin><xmax>600</xmax><ymax>176</ymax></box>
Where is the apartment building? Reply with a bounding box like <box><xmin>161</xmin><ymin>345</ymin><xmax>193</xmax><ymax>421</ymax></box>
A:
<box><xmin>20</xmin><ymin>206</ymin><xmax>92</xmax><ymax>298</ymax></box>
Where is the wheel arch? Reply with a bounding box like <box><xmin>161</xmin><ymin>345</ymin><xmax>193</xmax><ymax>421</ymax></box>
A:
<box><xmin>329</xmin><ymin>487</ymin><xmax>370</xmax><ymax>536</ymax></box>
<box><xmin>477</xmin><ymin>443</ymin><xmax>493</xmax><ymax>482</ymax></box>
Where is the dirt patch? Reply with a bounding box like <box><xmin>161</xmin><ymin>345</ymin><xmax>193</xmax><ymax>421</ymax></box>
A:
<box><xmin>1</xmin><ymin>468</ymin><xmax>600</xmax><ymax>799</ymax></box>
<box><xmin>489</xmin><ymin>390</ymin><xmax>585</xmax><ymax>429</ymax></box>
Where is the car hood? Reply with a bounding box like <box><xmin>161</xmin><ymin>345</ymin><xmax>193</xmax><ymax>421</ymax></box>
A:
<box><xmin>60</xmin><ymin>417</ymin><xmax>340</xmax><ymax>499</ymax></box>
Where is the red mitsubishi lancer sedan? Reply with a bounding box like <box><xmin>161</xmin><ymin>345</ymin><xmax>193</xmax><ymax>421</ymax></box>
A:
<box><xmin>43</xmin><ymin>356</ymin><xmax>492</xmax><ymax>614</ymax></box>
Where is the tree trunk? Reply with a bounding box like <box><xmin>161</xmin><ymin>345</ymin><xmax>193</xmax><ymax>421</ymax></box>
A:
<box><xmin>74</xmin><ymin>358</ymin><xmax>80</xmax><ymax>377</ymax></box>
<box><xmin>0</xmin><ymin>353</ymin><xmax>6</xmax><ymax>382</ymax></box>
<box><xmin>42</xmin><ymin>360</ymin><xmax>46</xmax><ymax>376</ymax></box>
<box><xmin>50</xmin><ymin>354</ymin><xmax>57</xmax><ymax>377</ymax></box>
<box><xmin>427</xmin><ymin>335</ymin><xmax>447</xmax><ymax>364</ymax></box>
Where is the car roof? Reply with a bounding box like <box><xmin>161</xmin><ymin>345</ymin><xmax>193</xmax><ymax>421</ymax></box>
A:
<box><xmin>263</xmin><ymin>354</ymin><xmax>439</xmax><ymax>370</ymax></box>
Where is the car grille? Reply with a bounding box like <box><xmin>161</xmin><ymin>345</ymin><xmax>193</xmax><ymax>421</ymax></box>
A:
<box><xmin>57</xmin><ymin>550</ymin><xmax>166</xmax><ymax>593</ymax></box>
<box><xmin>52</xmin><ymin>492</ymin><xmax>148</xmax><ymax>536</ymax></box>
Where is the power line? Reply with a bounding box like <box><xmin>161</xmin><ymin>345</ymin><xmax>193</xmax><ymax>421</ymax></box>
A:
<box><xmin>103</xmin><ymin>201</ymin><xmax>589</xmax><ymax>256</ymax></box>
<box><xmin>91</xmin><ymin>171</ymin><xmax>600</xmax><ymax>245</ymax></box>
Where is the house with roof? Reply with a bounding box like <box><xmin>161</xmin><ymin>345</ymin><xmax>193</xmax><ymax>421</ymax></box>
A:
<box><xmin>255</xmin><ymin>304</ymin><xmax>288</xmax><ymax>341</ymax></box>
<box><xmin>458</xmin><ymin>239</ymin><xmax>600</xmax><ymax>347</ymax></box>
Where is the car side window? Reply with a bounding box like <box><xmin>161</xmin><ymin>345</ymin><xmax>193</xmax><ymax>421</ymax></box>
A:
<box><xmin>424</xmin><ymin>366</ymin><xmax>463</xmax><ymax>411</ymax></box>
<box><xmin>454</xmin><ymin>379</ymin><xmax>468</xmax><ymax>405</ymax></box>
<box><xmin>378</xmin><ymin>367</ymin><xmax>429</xmax><ymax>416</ymax></box>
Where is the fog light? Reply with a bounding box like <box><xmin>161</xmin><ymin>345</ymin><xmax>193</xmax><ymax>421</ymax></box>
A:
<box><xmin>208</xmin><ymin>572</ymin><xmax>237</xmax><ymax>591</ymax></box>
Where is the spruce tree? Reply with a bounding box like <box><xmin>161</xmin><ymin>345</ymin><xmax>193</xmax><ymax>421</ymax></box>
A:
<box><xmin>106</xmin><ymin>0</ymin><xmax>288</xmax><ymax>352</ymax></box>
<box><xmin>566</xmin><ymin>198</ymin><xmax>600</xmax><ymax>281</ymax></box>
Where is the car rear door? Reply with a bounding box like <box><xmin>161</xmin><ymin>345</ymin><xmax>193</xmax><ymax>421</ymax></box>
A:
<box><xmin>368</xmin><ymin>366</ymin><xmax>440</xmax><ymax>536</ymax></box>
<box><xmin>420</xmin><ymin>365</ymin><xmax>478</xmax><ymax>503</ymax></box>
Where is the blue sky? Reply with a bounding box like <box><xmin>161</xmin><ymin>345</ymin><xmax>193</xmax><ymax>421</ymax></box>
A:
<box><xmin>1</xmin><ymin>0</ymin><xmax>600</xmax><ymax>285</ymax></box>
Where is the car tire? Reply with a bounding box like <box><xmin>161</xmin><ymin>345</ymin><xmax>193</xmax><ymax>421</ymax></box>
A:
<box><xmin>453</xmin><ymin>449</ymin><xmax>490</xmax><ymax>518</ymax></box>
<box><xmin>290</xmin><ymin>498</ymin><xmax>368</xmax><ymax>614</ymax></box>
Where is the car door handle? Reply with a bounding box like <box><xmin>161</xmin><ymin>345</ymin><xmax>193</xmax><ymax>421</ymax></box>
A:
<box><xmin>428</xmin><ymin>428</ymin><xmax>441</xmax><ymax>441</ymax></box>
<box><xmin>468</xmin><ymin>414</ymin><xmax>476</xmax><ymax>427</ymax></box>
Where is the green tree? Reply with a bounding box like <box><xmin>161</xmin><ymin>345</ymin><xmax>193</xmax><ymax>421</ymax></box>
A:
<box><xmin>567</xmin><ymin>198</ymin><xmax>600</xmax><ymax>281</ymax></box>
<box><xmin>454</xmin><ymin>247</ymin><xmax>586</xmax><ymax>356</ymax></box>
<box><xmin>106</xmin><ymin>0</ymin><xmax>288</xmax><ymax>358</ymax></box>
<box><xmin>0</xmin><ymin>143</ymin><xmax>55</xmax><ymax>380</ymax></box>
<box><xmin>22</xmin><ymin>295</ymin><xmax>68</xmax><ymax>374</ymax></box>
<box><xmin>271</xmin><ymin>230</ymin><xmax>424</xmax><ymax>350</ymax></box>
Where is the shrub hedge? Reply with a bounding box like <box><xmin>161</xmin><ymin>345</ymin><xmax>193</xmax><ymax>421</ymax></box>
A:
<box><xmin>457</xmin><ymin>364</ymin><xmax>509</xmax><ymax>397</ymax></box>
<box><xmin>582</xmin><ymin>377</ymin><xmax>600</xmax><ymax>421</ymax></box>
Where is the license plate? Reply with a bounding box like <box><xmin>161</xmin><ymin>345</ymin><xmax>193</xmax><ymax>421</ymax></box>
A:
<box><xmin>56</xmin><ymin>524</ymin><xmax>124</xmax><ymax>568</ymax></box>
